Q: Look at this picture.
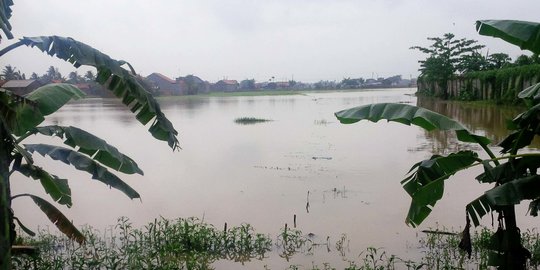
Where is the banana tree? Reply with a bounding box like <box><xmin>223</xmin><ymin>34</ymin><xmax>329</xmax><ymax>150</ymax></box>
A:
<box><xmin>0</xmin><ymin>1</ymin><xmax>179</xmax><ymax>268</ymax></box>
<box><xmin>334</xmin><ymin>20</ymin><xmax>540</xmax><ymax>270</ymax></box>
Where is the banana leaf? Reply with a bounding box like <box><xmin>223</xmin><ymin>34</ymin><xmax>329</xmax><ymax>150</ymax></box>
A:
<box><xmin>19</xmin><ymin>36</ymin><xmax>179</xmax><ymax>150</ymax></box>
<box><xmin>0</xmin><ymin>0</ymin><xmax>13</xmax><ymax>40</ymax></box>
<box><xmin>25</xmin><ymin>144</ymin><xmax>140</xmax><ymax>200</ymax></box>
<box><xmin>402</xmin><ymin>151</ymin><xmax>479</xmax><ymax>227</ymax></box>
<box><xmin>15</xmin><ymin>164</ymin><xmax>72</xmax><ymax>207</ymax></box>
<box><xmin>476</xmin><ymin>20</ymin><xmax>540</xmax><ymax>54</ymax></box>
<box><xmin>12</xmin><ymin>194</ymin><xmax>85</xmax><ymax>244</ymax></box>
<box><xmin>35</xmin><ymin>125</ymin><xmax>143</xmax><ymax>175</ymax></box>
<box><xmin>335</xmin><ymin>103</ymin><xmax>490</xmax><ymax>145</ymax></box>
<box><xmin>5</xmin><ymin>83</ymin><xmax>85</xmax><ymax>136</ymax></box>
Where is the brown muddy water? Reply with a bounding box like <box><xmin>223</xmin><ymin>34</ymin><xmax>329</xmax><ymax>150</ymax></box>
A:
<box><xmin>10</xmin><ymin>88</ymin><xmax>539</xmax><ymax>268</ymax></box>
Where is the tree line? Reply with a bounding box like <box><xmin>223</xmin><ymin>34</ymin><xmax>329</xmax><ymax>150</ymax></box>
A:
<box><xmin>412</xmin><ymin>32</ymin><xmax>539</xmax><ymax>96</ymax></box>
<box><xmin>0</xmin><ymin>65</ymin><xmax>96</xmax><ymax>85</ymax></box>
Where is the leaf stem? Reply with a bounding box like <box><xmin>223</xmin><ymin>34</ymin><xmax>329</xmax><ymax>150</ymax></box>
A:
<box><xmin>0</xmin><ymin>40</ymin><xmax>23</xmax><ymax>57</ymax></box>
<box><xmin>10</xmin><ymin>193</ymin><xmax>31</xmax><ymax>200</ymax></box>
<box><xmin>487</xmin><ymin>153</ymin><xmax>540</xmax><ymax>163</ymax></box>
<box><xmin>474</xmin><ymin>137</ymin><xmax>500</xmax><ymax>166</ymax></box>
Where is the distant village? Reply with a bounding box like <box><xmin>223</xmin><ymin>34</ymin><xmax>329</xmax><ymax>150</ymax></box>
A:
<box><xmin>0</xmin><ymin>65</ymin><xmax>417</xmax><ymax>97</ymax></box>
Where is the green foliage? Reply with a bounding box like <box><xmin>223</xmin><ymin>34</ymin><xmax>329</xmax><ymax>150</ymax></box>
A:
<box><xmin>476</xmin><ymin>20</ymin><xmax>540</xmax><ymax>54</ymax></box>
<box><xmin>14</xmin><ymin>194</ymin><xmax>85</xmax><ymax>245</ymax></box>
<box><xmin>337</xmin><ymin>20</ymin><xmax>540</xmax><ymax>266</ymax></box>
<box><xmin>13</xmin><ymin>217</ymin><xmax>272</xmax><ymax>269</ymax></box>
<box><xmin>0</xmin><ymin>2</ymin><xmax>180</xmax><ymax>268</ymax></box>
<box><xmin>0</xmin><ymin>65</ymin><xmax>23</xmax><ymax>80</ymax></box>
<box><xmin>334</xmin><ymin>97</ymin><xmax>539</xmax><ymax>268</ymax></box>
<box><xmin>487</xmin><ymin>53</ymin><xmax>513</xmax><ymax>69</ymax></box>
<box><xmin>4</xmin><ymin>84</ymin><xmax>85</xmax><ymax>136</ymax></box>
<box><xmin>15</xmin><ymin>218</ymin><xmax>540</xmax><ymax>269</ymax></box>
<box><xmin>335</xmin><ymin>103</ymin><xmax>490</xmax><ymax>144</ymax></box>
<box><xmin>18</xmin><ymin>36</ymin><xmax>179</xmax><ymax>149</ymax></box>
<box><xmin>411</xmin><ymin>33</ymin><xmax>485</xmax><ymax>92</ymax></box>
<box><xmin>0</xmin><ymin>0</ymin><xmax>13</xmax><ymax>40</ymax></box>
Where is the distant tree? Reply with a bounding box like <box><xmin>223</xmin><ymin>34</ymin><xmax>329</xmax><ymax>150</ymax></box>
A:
<box><xmin>514</xmin><ymin>54</ymin><xmax>533</xmax><ymax>66</ymax></box>
<box><xmin>67</xmin><ymin>71</ymin><xmax>83</xmax><ymax>84</ymax></box>
<box><xmin>382</xmin><ymin>75</ymin><xmax>402</xmax><ymax>86</ymax></box>
<box><xmin>30</xmin><ymin>72</ymin><xmax>39</xmax><ymax>80</ymax></box>
<box><xmin>41</xmin><ymin>66</ymin><xmax>63</xmax><ymax>83</ymax></box>
<box><xmin>416</xmin><ymin>56</ymin><xmax>452</xmax><ymax>88</ymax></box>
<box><xmin>239</xmin><ymin>79</ymin><xmax>255</xmax><ymax>90</ymax></box>
<box><xmin>411</xmin><ymin>33</ymin><xmax>485</xmax><ymax>93</ymax></box>
<box><xmin>340</xmin><ymin>77</ymin><xmax>358</xmax><ymax>89</ymax></box>
<box><xmin>288</xmin><ymin>80</ymin><xmax>297</xmax><ymax>88</ymax></box>
<box><xmin>486</xmin><ymin>53</ymin><xmax>512</xmax><ymax>69</ymax></box>
<box><xmin>456</xmin><ymin>51</ymin><xmax>488</xmax><ymax>73</ymax></box>
<box><xmin>531</xmin><ymin>53</ymin><xmax>540</xmax><ymax>64</ymax></box>
<box><xmin>340</xmin><ymin>77</ymin><xmax>364</xmax><ymax>89</ymax></box>
<box><xmin>314</xmin><ymin>80</ymin><xmax>336</xmax><ymax>90</ymax></box>
<box><xmin>184</xmin><ymin>75</ymin><xmax>200</xmax><ymax>95</ymax></box>
<box><xmin>1</xmin><ymin>65</ymin><xmax>23</xmax><ymax>80</ymax></box>
<box><xmin>84</xmin><ymin>70</ymin><xmax>95</xmax><ymax>82</ymax></box>
<box><xmin>266</xmin><ymin>82</ymin><xmax>277</xmax><ymax>89</ymax></box>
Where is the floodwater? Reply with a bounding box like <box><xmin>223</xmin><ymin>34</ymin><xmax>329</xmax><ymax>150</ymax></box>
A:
<box><xmin>11</xmin><ymin>88</ymin><xmax>538</xmax><ymax>268</ymax></box>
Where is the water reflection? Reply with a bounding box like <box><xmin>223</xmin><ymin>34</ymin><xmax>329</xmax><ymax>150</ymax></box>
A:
<box><xmin>158</xmin><ymin>97</ymin><xmax>211</xmax><ymax>111</ymax></box>
<box><xmin>414</xmin><ymin>97</ymin><xmax>534</xmax><ymax>154</ymax></box>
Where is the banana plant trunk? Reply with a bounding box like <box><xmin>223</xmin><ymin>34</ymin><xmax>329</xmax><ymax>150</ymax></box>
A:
<box><xmin>502</xmin><ymin>206</ymin><xmax>526</xmax><ymax>269</ymax></box>
<box><xmin>0</xmin><ymin>122</ymin><xmax>13</xmax><ymax>270</ymax></box>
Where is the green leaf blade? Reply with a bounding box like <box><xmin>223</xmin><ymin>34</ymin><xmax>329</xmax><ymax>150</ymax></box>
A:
<box><xmin>9</xmin><ymin>83</ymin><xmax>85</xmax><ymax>136</ymax></box>
<box><xmin>25</xmin><ymin>144</ymin><xmax>140</xmax><ymax>200</ymax></box>
<box><xmin>15</xmin><ymin>164</ymin><xmax>72</xmax><ymax>207</ymax></box>
<box><xmin>35</xmin><ymin>125</ymin><xmax>144</xmax><ymax>175</ymax></box>
<box><xmin>20</xmin><ymin>36</ymin><xmax>180</xmax><ymax>150</ymax></box>
<box><xmin>485</xmin><ymin>175</ymin><xmax>540</xmax><ymax>206</ymax></box>
<box><xmin>476</xmin><ymin>20</ymin><xmax>540</xmax><ymax>54</ymax></box>
<box><xmin>335</xmin><ymin>103</ymin><xmax>490</xmax><ymax>145</ymax></box>
<box><xmin>14</xmin><ymin>194</ymin><xmax>85</xmax><ymax>244</ymax></box>
<box><xmin>401</xmin><ymin>151</ymin><xmax>479</xmax><ymax>226</ymax></box>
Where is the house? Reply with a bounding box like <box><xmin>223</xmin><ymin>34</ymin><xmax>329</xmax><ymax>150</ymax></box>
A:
<box><xmin>1</xmin><ymin>80</ymin><xmax>42</xmax><ymax>96</ymax></box>
<box><xmin>213</xmin><ymin>80</ymin><xmax>239</xmax><ymax>92</ymax></box>
<box><xmin>176</xmin><ymin>75</ymin><xmax>210</xmax><ymax>95</ymax></box>
<box><xmin>275</xmin><ymin>81</ymin><xmax>290</xmax><ymax>89</ymax></box>
<box><xmin>146</xmin><ymin>73</ymin><xmax>184</xmax><ymax>95</ymax></box>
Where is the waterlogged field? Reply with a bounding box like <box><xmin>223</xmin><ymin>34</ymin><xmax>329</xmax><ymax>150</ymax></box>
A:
<box><xmin>10</xmin><ymin>88</ymin><xmax>540</xmax><ymax>268</ymax></box>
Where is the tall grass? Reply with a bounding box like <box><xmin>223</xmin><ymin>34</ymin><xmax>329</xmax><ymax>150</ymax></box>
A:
<box><xmin>13</xmin><ymin>217</ymin><xmax>271</xmax><ymax>269</ymax></box>
<box><xmin>12</xmin><ymin>218</ymin><xmax>540</xmax><ymax>269</ymax></box>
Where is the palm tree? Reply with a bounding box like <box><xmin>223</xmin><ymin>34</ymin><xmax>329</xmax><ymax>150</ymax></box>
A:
<box><xmin>84</xmin><ymin>70</ymin><xmax>96</xmax><ymax>82</ymax></box>
<box><xmin>67</xmin><ymin>71</ymin><xmax>83</xmax><ymax>84</ymax></box>
<box><xmin>1</xmin><ymin>65</ymin><xmax>22</xmax><ymax>80</ymax></box>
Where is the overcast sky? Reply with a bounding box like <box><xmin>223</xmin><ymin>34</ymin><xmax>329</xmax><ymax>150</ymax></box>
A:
<box><xmin>3</xmin><ymin>0</ymin><xmax>540</xmax><ymax>83</ymax></box>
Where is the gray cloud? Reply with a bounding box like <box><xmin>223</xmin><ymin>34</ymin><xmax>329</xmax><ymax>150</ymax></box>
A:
<box><xmin>3</xmin><ymin>0</ymin><xmax>540</xmax><ymax>82</ymax></box>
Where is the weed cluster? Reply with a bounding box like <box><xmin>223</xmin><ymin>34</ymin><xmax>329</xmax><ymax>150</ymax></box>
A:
<box><xmin>234</xmin><ymin>117</ymin><xmax>272</xmax><ymax>125</ymax></box>
<box><xmin>12</xmin><ymin>219</ymin><xmax>540</xmax><ymax>269</ymax></box>
<box><xmin>13</xmin><ymin>217</ymin><xmax>272</xmax><ymax>269</ymax></box>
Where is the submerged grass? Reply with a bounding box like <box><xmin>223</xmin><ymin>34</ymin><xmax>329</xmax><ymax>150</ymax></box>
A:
<box><xmin>11</xmin><ymin>218</ymin><xmax>540</xmax><ymax>269</ymax></box>
<box><xmin>234</xmin><ymin>117</ymin><xmax>273</xmax><ymax>125</ymax></box>
<box><xmin>13</xmin><ymin>217</ymin><xmax>272</xmax><ymax>270</ymax></box>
